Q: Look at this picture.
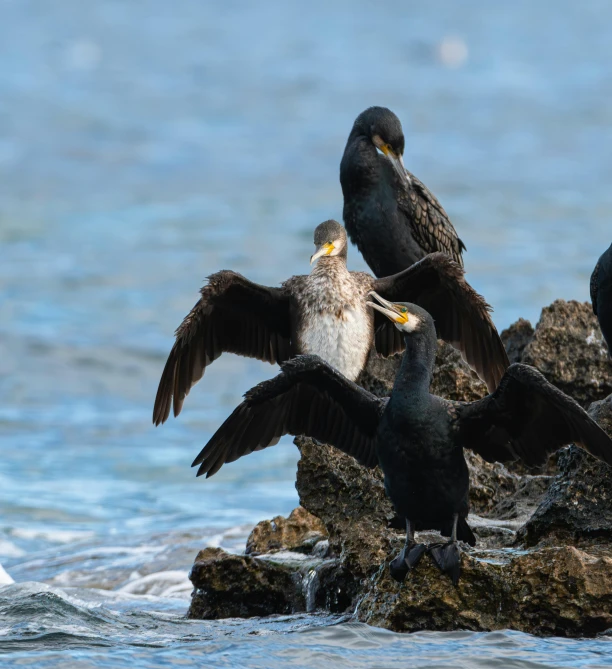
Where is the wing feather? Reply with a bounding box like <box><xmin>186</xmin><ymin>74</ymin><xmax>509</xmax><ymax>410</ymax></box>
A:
<box><xmin>459</xmin><ymin>363</ymin><xmax>612</xmax><ymax>466</ymax></box>
<box><xmin>192</xmin><ymin>355</ymin><xmax>386</xmax><ymax>478</ymax></box>
<box><xmin>398</xmin><ymin>171</ymin><xmax>466</xmax><ymax>266</ymax></box>
<box><xmin>373</xmin><ymin>253</ymin><xmax>509</xmax><ymax>392</ymax></box>
<box><xmin>153</xmin><ymin>271</ymin><xmax>292</xmax><ymax>425</ymax></box>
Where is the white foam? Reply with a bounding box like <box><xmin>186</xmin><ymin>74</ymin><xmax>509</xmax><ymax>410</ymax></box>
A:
<box><xmin>0</xmin><ymin>539</ymin><xmax>26</xmax><ymax>558</ymax></box>
<box><xmin>11</xmin><ymin>528</ymin><xmax>95</xmax><ymax>543</ymax></box>
<box><xmin>0</xmin><ymin>563</ymin><xmax>14</xmax><ymax>585</ymax></box>
<box><xmin>118</xmin><ymin>570</ymin><xmax>192</xmax><ymax>599</ymax></box>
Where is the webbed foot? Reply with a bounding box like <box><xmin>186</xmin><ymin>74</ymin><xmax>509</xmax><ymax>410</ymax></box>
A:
<box><xmin>429</xmin><ymin>541</ymin><xmax>461</xmax><ymax>586</ymax></box>
<box><xmin>389</xmin><ymin>543</ymin><xmax>427</xmax><ymax>582</ymax></box>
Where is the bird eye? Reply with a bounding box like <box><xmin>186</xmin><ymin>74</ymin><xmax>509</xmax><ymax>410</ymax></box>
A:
<box><xmin>400</xmin><ymin>307</ymin><xmax>407</xmax><ymax>314</ymax></box>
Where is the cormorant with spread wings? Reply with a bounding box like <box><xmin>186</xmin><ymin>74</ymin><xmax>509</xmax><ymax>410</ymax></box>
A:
<box><xmin>153</xmin><ymin>220</ymin><xmax>508</xmax><ymax>426</ymax></box>
<box><xmin>193</xmin><ymin>295</ymin><xmax>612</xmax><ymax>585</ymax></box>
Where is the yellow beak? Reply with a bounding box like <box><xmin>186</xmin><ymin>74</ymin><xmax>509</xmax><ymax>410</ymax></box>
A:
<box><xmin>366</xmin><ymin>291</ymin><xmax>409</xmax><ymax>324</ymax></box>
<box><xmin>310</xmin><ymin>242</ymin><xmax>335</xmax><ymax>265</ymax></box>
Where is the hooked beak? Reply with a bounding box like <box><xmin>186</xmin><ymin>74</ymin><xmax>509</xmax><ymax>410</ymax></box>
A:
<box><xmin>310</xmin><ymin>242</ymin><xmax>335</xmax><ymax>265</ymax></box>
<box><xmin>381</xmin><ymin>146</ymin><xmax>409</xmax><ymax>185</ymax></box>
<box><xmin>366</xmin><ymin>291</ymin><xmax>409</xmax><ymax>324</ymax></box>
<box><xmin>372</xmin><ymin>135</ymin><xmax>410</xmax><ymax>186</ymax></box>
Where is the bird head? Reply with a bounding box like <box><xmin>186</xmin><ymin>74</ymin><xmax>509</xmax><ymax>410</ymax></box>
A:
<box><xmin>310</xmin><ymin>220</ymin><xmax>348</xmax><ymax>264</ymax></box>
<box><xmin>366</xmin><ymin>292</ymin><xmax>432</xmax><ymax>333</ymax></box>
<box><xmin>352</xmin><ymin>107</ymin><xmax>409</xmax><ymax>185</ymax></box>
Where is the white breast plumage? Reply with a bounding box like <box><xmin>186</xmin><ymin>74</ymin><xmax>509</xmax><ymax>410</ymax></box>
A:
<box><xmin>299</xmin><ymin>306</ymin><xmax>372</xmax><ymax>381</ymax></box>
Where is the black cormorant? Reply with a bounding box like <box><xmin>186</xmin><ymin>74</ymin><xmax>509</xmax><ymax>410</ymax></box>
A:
<box><xmin>192</xmin><ymin>296</ymin><xmax>612</xmax><ymax>585</ymax></box>
<box><xmin>340</xmin><ymin>106</ymin><xmax>465</xmax><ymax>278</ymax></box>
<box><xmin>591</xmin><ymin>242</ymin><xmax>612</xmax><ymax>355</ymax></box>
<box><xmin>153</xmin><ymin>220</ymin><xmax>508</xmax><ymax>425</ymax></box>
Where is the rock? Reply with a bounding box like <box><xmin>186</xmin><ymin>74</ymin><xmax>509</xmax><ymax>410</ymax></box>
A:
<box><xmin>518</xmin><ymin>395</ymin><xmax>612</xmax><ymax>547</ymax></box>
<box><xmin>187</xmin><ymin>547</ymin><xmax>305</xmax><ymax>619</ymax></box>
<box><xmin>464</xmin><ymin>451</ymin><xmax>519</xmax><ymax>515</ymax></box>
<box><xmin>295</xmin><ymin>436</ymin><xmax>393</xmax><ymax>581</ymax></box>
<box><xmin>187</xmin><ymin>303</ymin><xmax>612</xmax><ymax>637</ymax></box>
<box><xmin>358</xmin><ymin>341</ymin><xmax>488</xmax><ymax>402</ymax></box>
<box><xmin>357</xmin><ymin>545</ymin><xmax>612</xmax><ymax>637</ymax></box>
<box><xmin>590</xmin><ymin>393</ymin><xmax>612</xmax><ymax>435</ymax></box>
<box><xmin>430</xmin><ymin>342</ymin><xmax>489</xmax><ymax>403</ymax></box>
<box><xmin>246</xmin><ymin>506</ymin><xmax>327</xmax><ymax>556</ymax></box>
<box><xmin>501</xmin><ymin>318</ymin><xmax>534</xmax><ymax>364</ymax></box>
<box><xmin>519</xmin><ymin>300</ymin><xmax>612</xmax><ymax>407</ymax></box>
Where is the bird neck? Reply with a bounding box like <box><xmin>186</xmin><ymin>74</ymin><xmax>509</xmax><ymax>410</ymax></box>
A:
<box><xmin>340</xmin><ymin>133</ymin><xmax>379</xmax><ymax>190</ymax></box>
<box><xmin>392</xmin><ymin>327</ymin><xmax>437</xmax><ymax>399</ymax></box>
<box><xmin>311</xmin><ymin>251</ymin><xmax>348</xmax><ymax>274</ymax></box>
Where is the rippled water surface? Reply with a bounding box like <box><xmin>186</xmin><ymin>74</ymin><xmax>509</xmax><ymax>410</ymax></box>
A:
<box><xmin>1</xmin><ymin>0</ymin><xmax>612</xmax><ymax>666</ymax></box>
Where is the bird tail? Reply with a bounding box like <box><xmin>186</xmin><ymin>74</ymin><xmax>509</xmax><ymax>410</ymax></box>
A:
<box><xmin>457</xmin><ymin>517</ymin><xmax>476</xmax><ymax>546</ymax></box>
<box><xmin>441</xmin><ymin>516</ymin><xmax>476</xmax><ymax>546</ymax></box>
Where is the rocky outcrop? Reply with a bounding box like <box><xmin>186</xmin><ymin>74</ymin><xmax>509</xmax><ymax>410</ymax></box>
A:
<box><xmin>516</xmin><ymin>300</ymin><xmax>612</xmax><ymax>407</ymax></box>
<box><xmin>501</xmin><ymin>318</ymin><xmax>535</xmax><ymax>364</ymax></box>
<box><xmin>188</xmin><ymin>547</ymin><xmax>305</xmax><ymax>619</ymax></box>
<box><xmin>357</xmin><ymin>545</ymin><xmax>612</xmax><ymax>637</ymax></box>
<box><xmin>518</xmin><ymin>397</ymin><xmax>612</xmax><ymax>547</ymax></box>
<box><xmin>187</xmin><ymin>300</ymin><xmax>612</xmax><ymax>637</ymax></box>
<box><xmin>246</xmin><ymin>506</ymin><xmax>327</xmax><ymax>556</ymax></box>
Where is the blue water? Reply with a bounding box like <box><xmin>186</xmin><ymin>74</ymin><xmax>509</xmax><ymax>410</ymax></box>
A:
<box><xmin>1</xmin><ymin>0</ymin><xmax>612</xmax><ymax>666</ymax></box>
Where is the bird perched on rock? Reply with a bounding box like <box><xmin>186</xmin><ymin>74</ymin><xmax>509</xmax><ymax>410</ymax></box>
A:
<box><xmin>153</xmin><ymin>220</ymin><xmax>508</xmax><ymax>426</ymax></box>
<box><xmin>591</xmin><ymin>242</ymin><xmax>612</xmax><ymax>355</ymax></box>
<box><xmin>340</xmin><ymin>106</ymin><xmax>465</xmax><ymax>278</ymax></box>
<box><xmin>193</xmin><ymin>296</ymin><xmax>612</xmax><ymax>585</ymax></box>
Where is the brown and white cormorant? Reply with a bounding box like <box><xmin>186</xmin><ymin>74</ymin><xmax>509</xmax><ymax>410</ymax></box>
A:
<box><xmin>340</xmin><ymin>106</ymin><xmax>465</xmax><ymax>278</ymax></box>
<box><xmin>192</xmin><ymin>296</ymin><xmax>612</xmax><ymax>585</ymax></box>
<box><xmin>153</xmin><ymin>220</ymin><xmax>508</xmax><ymax>425</ymax></box>
<box><xmin>591</xmin><ymin>242</ymin><xmax>612</xmax><ymax>355</ymax></box>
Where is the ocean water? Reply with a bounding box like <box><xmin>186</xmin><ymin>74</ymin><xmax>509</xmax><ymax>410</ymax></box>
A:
<box><xmin>1</xmin><ymin>0</ymin><xmax>612</xmax><ymax>666</ymax></box>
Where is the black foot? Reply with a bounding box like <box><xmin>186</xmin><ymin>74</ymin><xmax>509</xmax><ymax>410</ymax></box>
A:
<box><xmin>429</xmin><ymin>541</ymin><xmax>461</xmax><ymax>586</ymax></box>
<box><xmin>389</xmin><ymin>543</ymin><xmax>427</xmax><ymax>582</ymax></box>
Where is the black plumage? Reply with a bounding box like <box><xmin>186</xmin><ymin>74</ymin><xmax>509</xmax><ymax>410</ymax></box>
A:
<box><xmin>153</xmin><ymin>221</ymin><xmax>508</xmax><ymax>426</ymax></box>
<box><xmin>193</xmin><ymin>299</ymin><xmax>612</xmax><ymax>585</ymax></box>
<box><xmin>340</xmin><ymin>106</ymin><xmax>465</xmax><ymax>278</ymax></box>
<box><xmin>591</xmin><ymin>242</ymin><xmax>612</xmax><ymax>355</ymax></box>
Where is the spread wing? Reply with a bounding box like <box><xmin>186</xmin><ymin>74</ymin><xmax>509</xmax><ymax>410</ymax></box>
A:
<box><xmin>153</xmin><ymin>271</ymin><xmax>292</xmax><ymax>425</ymax></box>
<box><xmin>192</xmin><ymin>355</ymin><xmax>386</xmax><ymax>477</ymax></box>
<box><xmin>372</xmin><ymin>253</ymin><xmax>509</xmax><ymax>393</ymax></box>
<box><xmin>398</xmin><ymin>171</ymin><xmax>466</xmax><ymax>266</ymax></box>
<box><xmin>458</xmin><ymin>363</ymin><xmax>612</xmax><ymax>466</ymax></box>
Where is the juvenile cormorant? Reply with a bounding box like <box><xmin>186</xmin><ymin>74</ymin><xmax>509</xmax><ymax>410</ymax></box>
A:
<box><xmin>340</xmin><ymin>106</ymin><xmax>465</xmax><ymax>278</ymax></box>
<box><xmin>193</xmin><ymin>296</ymin><xmax>612</xmax><ymax>585</ymax></box>
<box><xmin>591</xmin><ymin>242</ymin><xmax>612</xmax><ymax>355</ymax></box>
<box><xmin>153</xmin><ymin>220</ymin><xmax>508</xmax><ymax>425</ymax></box>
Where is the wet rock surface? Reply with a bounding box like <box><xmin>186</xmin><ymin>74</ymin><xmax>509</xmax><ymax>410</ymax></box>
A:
<box><xmin>357</xmin><ymin>545</ymin><xmax>612</xmax><ymax>637</ymax></box>
<box><xmin>188</xmin><ymin>547</ymin><xmax>305</xmax><ymax>619</ymax></box>
<box><xmin>187</xmin><ymin>301</ymin><xmax>612</xmax><ymax>637</ymax></box>
<box><xmin>246</xmin><ymin>506</ymin><xmax>327</xmax><ymax>556</ymax></box>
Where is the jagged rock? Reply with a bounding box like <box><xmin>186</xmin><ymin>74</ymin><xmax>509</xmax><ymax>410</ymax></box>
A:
<box><xmin>295</xmin><ymin>436</ymin><xmax>393</xmax><ymax>581</ymax></box>
<box><xmin>519</xmin><ymin>300</ymin><xmax>612</xmax><ymax>407</ymax></box>
<box><xmin>590</xmin><ymin>393</ymin><xmax>612</xmax><ymax>434</ymax></box>
<box><xmin>501</xmin><ymin>318</ymin><xmax>535</xmax><ymax>364</ymax></box>
<box><xmin>359</xmin><ymin>341</ymin><xmax>487</xmax><ymax>402</ymax></box>
<box><xmin>187</xmin><ymin>547</ymin><xmax>305</xmax><ymax>619</ymax></box>
<box><xmin>357</xmin><ymin>545</ymin><xmax>612</xmax><ymax>637</ymax></box>
<box><xmin>187</xmin><ymin>303</ymin><xmax>612</xmax><ymax>637</ymax></box>
<box><xmin>464</xmin><ymin>451</ymin><xmax>519</xmax><ymax>515</ymax></box>
<box><xmin>430</xmin><ymin>342</ymin><xmax>489</xmax><ymax>402</ymax></box>
<box><xmin>518</xmin><ymin>395</ymin><xmax>612</xmax><ymax>547</ymax></box>
<box><xmin>246</xmin><ymin>506</ymin><xmax>327</xmax><ymax>556</ymax></box>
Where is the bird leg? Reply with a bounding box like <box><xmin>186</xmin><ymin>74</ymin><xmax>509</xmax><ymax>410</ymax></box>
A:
<box><xmin>389</xmin><ymin>518</ymin><xmax>427</xmax><ymax>582</ymax></box>
<box><xmin>429</xmin><ymin>514</ymin><xmax>462</xmax><ymax>586</ymax></box>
